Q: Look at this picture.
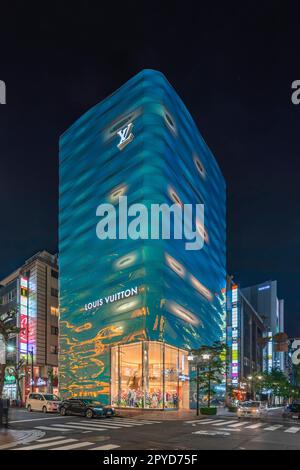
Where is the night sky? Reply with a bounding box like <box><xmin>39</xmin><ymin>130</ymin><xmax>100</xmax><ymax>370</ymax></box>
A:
<box><xmin>0</xmin><ymin>3</ymin><xmax>299</xmax><ymax>335</ymax></box>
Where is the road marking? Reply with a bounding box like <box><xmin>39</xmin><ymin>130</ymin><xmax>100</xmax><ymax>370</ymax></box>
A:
<box><xmin>37</xmin><ymin>436</ymin><xmax>70</xmax><ymax>443</ymax></box>
<box><xmin>15</xmin><ymin>439</ymin><xmax>77</xmax><ymax>450</ymax></box>
<box><xmin>35</xmin><ymin>426</ymin><xmax>72</xmax><ymax>432</ymax></box>
<box><xmin>52</xmin><ymin>424</ymin><xmax>106</xmax><ymax>431</ymax></box>
<box><xmin>245</xmin><ymin>423</ymin><xmax>264</xmax><ymax>429</ymax></box>
<box><xmin>90</xmin><ymin>444</ymin><xmax>120</xmax><ymax>450</ymax></box>
<box><xmin>284</xmin><ymin>427</ymin><xmax>300</xmax><ymax>433</ymax></box>
<box><xmin>193</xmin><ymin>430</ymin><xmax>230</xmax><ymax>436</ymax></box>
<box><xmin>70</xmin><ymin>422</ymin><xmax>122</xmax><ymax>429</ymax></box>
<box><xmin>51</xmin><ymin>441</ymin><xmax>94</xmax><ymax>450</ymax></box>
<box><xmin>85</xmin><ymin>421</ymin><xmax>133</xmax><ymax>428</ymax></box>
<box><xmin>113</xmin><ymin>418</ymin><xmax>161</xmax><ymax>424</ymax></box>
<box><xmin>212</xmin><ymin>420</ymin><xmax>236</xmax><ymax>426</ymax></box>
<box><xmin>227</xmin><ymin>421</ymin><xmax>250</xmax><ymax>427</ymax></box>
<box><xmin>264</xmin><ymin>425</ymin><xmax>283</xmax><ymax>431</ymax></box>
<box><xmin>109</xmin><ymin>420</ymin><xmax>146</xmax><ymax>426</ymax></box>
<box><xmin>186</xmin><ymin>420</ymin><xmax>212</xmax><ymax>424</ymax></box>
<box><xmin>10</xmin><ymin>416</ymin><xmax>65</xmax><ymax>424</ymax></box>
<box><xmin>114</xmin><ymin>416</ymin><xmax>161</xmax><ymax>424</ymax></box>
<box><xmin>214</xmin><ymin>428</ymin><xmax>241</xmax><ymax>432</ymax></box>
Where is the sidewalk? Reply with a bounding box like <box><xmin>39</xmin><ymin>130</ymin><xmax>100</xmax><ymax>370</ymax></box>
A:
<box><xmin>0</xmin><ymin>428</ymin><xmax>44</xmax><ymax>449</ymax></box>
<box><xmin>116</xmin><ymin>406</ymin><xmax>234</xmax><ymax>421</ymax></box>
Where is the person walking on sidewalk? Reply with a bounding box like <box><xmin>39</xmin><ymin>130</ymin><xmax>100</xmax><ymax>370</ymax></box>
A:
<box><xmin>0</xmin><ymin>397</ymin><xmax>10</xmax><ymax>427</ymax></box>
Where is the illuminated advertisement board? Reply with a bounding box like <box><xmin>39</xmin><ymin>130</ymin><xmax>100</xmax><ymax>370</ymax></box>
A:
<box><xmin>19</xmin><ymin>276</ymin><xmax>36</xmax><ymax>360</ymax></box>
<box><xmin>19</xmin><ymin>277</ymin><xmax>28</xmax><ymax>358</ymax></box>
<box><xmin>59</xmin><ymin>70</ymin><xmax>226</xmax><ymax>403</ymax></box>
<box><xmin>231</xmin><ymin>285</ymin><xmax>239</xmax><ymax>386</ymax></box>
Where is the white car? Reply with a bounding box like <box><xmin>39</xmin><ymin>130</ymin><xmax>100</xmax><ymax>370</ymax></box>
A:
<box><xmin>26</xmin><ymin>392</ymin><xmax>61</xmax><ymax>413</ymax></box>
<box><xmin>237</xmin><ymin>401</ymin><xmax>267</xmax><ymax>418</ymax></box>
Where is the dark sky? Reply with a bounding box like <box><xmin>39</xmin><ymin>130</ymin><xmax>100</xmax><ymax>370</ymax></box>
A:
<box><xmin>0</xmin><ymin>3</ymin><xmax>299</xmax><ymax>335</ymax></box>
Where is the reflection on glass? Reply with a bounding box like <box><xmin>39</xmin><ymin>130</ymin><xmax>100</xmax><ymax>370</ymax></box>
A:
<box><xmin>165</xmin><ymin>345</ymin><xmax>179</xmax><ymax>408</ymax></box>
<box><xmin>146</xmin><ymin>342</ymin><xmax>163</xmax><ymax>408</ymax></box>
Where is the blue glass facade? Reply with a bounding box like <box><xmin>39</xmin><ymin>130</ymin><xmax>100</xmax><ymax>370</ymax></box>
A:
<box><xmin>59</xmin><ymin>69</ymin><xmax>226</xmax><ymax>408</ymax></box>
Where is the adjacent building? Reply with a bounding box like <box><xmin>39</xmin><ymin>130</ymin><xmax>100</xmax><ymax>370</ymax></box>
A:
<box><xmin>59</xmin><ymin>69</ymin><xmax>226</xmax><ymax>409</ymax></box>
<box><xmin>226</xmin><ymin>281</ymin><xmax>266</xmax><ymax>395</ymax></box>
<box><xmin>242</xmin><ymin>280</ymin><xmax>285</xmax><ymax>373</ymax></box>
<box><xmin>0</xmin><ymin>251</ymin><xmax>59</xmax><ymax>401</ymax></box>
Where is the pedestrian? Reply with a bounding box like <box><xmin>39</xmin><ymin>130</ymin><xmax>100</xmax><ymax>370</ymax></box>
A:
<box><xmin>0</xmin><ymin>397</ymin><xmax>10</xmax><ymax>427</ymax></box>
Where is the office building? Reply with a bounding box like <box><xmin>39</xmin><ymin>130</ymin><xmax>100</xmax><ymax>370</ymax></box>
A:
<box><xmin>226</xmin><ymin>281</ymin><xmax>266</xmax><ymax>396</ymax></box>
<box><xmin>242</xmin><ymin>280</ymin><xmax>285</xmax><ymax>372</ymax></box>
<box><xmin>0</xmin><ymin>251</ymin><xmax>59</xmax><ymax>401</ymax></box>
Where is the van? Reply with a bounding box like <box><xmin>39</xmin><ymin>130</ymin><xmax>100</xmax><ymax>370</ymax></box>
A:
<box><xmin>26</xmin><ymin>392</ymin><xmax>61</xmax><ymax>413</ymax></box>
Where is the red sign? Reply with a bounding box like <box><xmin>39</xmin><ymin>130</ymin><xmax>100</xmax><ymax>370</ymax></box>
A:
<box><xmin>19</xmin><ymin>314</ymin><xmax>28</xmax><ymax>353</ymax></box>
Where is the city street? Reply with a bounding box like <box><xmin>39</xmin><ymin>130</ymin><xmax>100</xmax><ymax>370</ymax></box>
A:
<box><xmin>1</xmin><ymin>409</ymin><xmax>300</xmax><ymax>450</ymax></box>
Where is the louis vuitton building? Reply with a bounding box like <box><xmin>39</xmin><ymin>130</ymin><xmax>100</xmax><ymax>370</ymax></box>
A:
<box><xmin>59</xmin><ymin>70</ymin><xmax>226</xmax><ymax>409</ymax></box>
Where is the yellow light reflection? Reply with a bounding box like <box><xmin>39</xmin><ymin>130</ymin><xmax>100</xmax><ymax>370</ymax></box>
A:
<box><xmin>190</xmin><ymin>274</ymin><xmax>212</xmax><ymax>301</ymax></box>
<box><xmin>166</xmin><ymin>301</ymin><xmax>199</xmax><ymax>326</ymax></box>
<box><xmin>165</xmin><ymin>253</ymin><xmax>186</xmax><ymax>278</ymax></box>
<box><xmin>109</xmin><ymin>183</ymin><xmax>128</xmax><ymax>203</ymax></box>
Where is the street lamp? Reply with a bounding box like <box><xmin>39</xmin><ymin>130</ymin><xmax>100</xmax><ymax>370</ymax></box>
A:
<box><xmin>188</xmin><ymin>352</ymin><xmax>212</xmax><ymax>415</ymax></box>
<box><xmin>247</xmin><ymin>376</ymin><xmax>253</xmax><ymax>400</ymax></box>
<box><xmin>188</xmin><ymin>354</ymin><xmax>198</xmax><ymax>415</ymax></box>
<box><xmin>202</xmin><ymin>354</ymin><xmax>211</xmax><ymax>360</ymax></box>
<box><xmin>202</xmin><ymin>354</ymin><xmax>212</xmax><ymax>408</ymax></box>
<box><xmin>188</xmin><ymin>353</ymin><xmax>201</xmax><ymax>416</ymax></box>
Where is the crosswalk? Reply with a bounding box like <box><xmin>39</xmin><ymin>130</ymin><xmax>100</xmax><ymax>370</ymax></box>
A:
<box><xmin>9</xmin><ymin>417</ymin><xmax>161</xmax><ymax>449</ymax></box>
<box><xmin>13</xmin><ymin>435</ymin><xmax>121</xmax><ymax>451</ymax></box>
<box><xmin>186</xmin><ymin>418</ymin><xmax>300</xmax><ymax>434</ymax></box>
<box><xmin>32</xmin><ymin>417</ymin><xmax>161</xmax><ymax>434</ymax></box>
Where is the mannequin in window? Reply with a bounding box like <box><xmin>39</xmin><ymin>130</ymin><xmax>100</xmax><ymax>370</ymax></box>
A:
<box><xmin>127</xmin><ymin>371</ymin><xmax>140</xmax><ymax>390</ymax></box>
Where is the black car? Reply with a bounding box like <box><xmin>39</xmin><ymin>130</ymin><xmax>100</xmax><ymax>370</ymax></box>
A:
<box><xmin>59</xmin><ymin>398</ymin><xmax>115</xmax><ymax>419</ymax></box>
<box><xmin>282</xmin><ymin>403</ymin><xmax>300</xmax><ymax>420</ymax></box>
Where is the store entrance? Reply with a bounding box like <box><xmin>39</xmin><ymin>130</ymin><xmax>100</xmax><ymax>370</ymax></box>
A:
<box><xmin>178</xmin><ymin>379</ymin><xmax>190</xmax><ymax>409</ymax></box>
<box><xmin>111</xmin><ymin>341</ymin><xmax>190</xmax><ymax>410</ymax></box>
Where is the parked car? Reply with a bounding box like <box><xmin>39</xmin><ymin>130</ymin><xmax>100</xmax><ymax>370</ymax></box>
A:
<box><xmin>282</xmin><ymin>403</ymin><xmax>300</xmax><ymax>420</ymax></box>
<box><xmin>237</xmin><ymin>401</ymin><xmax>267</xmax><ymax>418</ymax></box>
<box><xmin>26</xmin><ymin>392</ymin><xmax>61</xmax><ymax>413</ymax></box>
<box><xmin>59</xmin><ymin>398</ymin><xmax>115</xmax><ymax>418</ymax></box>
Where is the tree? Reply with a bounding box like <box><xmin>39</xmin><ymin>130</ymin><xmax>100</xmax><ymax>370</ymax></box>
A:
<box><xmin>0</xmin><ymin>309</ymin><xmax>22</xmax><ymax>398</ymax></box>
<box><xmin>7</xmin><ymin>358</ymin><xmax>26</xmax><ymax>403</ymax></box>
<box><xmin>191</xmin><ymin>341</ymin><xmax>226</xmax><ymax>409</ymax></box>
<box><xmin>261</xmin><ymin>368</ymin><xmax>294</xmax><ymax>405</ymax></box>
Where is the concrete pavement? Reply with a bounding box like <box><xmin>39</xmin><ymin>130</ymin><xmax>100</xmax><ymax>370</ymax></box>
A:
<box><xmin>2</xmin><ymin>406</ymin><xmax>300</xmax><ymax>450</ymax></box>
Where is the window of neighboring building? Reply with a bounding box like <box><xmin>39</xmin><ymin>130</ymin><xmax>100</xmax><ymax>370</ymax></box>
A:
<box><xmin>51</xmin><ymin>326</ymin><xmax>59</xmax><ymax>335</ymax></box>
<box><xmin>51</xmin><ymin>269</ymin><xmax>58</xmax><ymax>279</ymax></box>
<box><xmin>1</xmin><ymin>289</ymin><xmax>17</xmax><ymax>305</ymax></box>
<box><xmin>51</xmin><ymin>288</ymin><xmax>58</xmax><ymax>298</ymax></box>
<box><xmin>50</xmin><ymin>345</ymin><xmax>58</xmax><ymax>354</ymax></box>
<box><xmin>50</xmin><ymin>306</ymin><xmax>59</xmax><ymax>317</ymax></box>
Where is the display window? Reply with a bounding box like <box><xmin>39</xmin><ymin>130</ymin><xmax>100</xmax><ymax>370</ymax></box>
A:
<box><xmin>111</xmin><ymin>341</ymin><xmax>189</xmax><ymax>409</ymax></box>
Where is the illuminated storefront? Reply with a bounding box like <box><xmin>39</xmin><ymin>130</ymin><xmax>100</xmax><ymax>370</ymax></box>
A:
<box><xmin>111</xmin><ymin>341</ymin><xmax>189</xmax><ymax>409</ymax></box>
<box><xmin>59</xmin><ymin>70</ymin><xmax>226</xmax><ymax>409</ymax></box>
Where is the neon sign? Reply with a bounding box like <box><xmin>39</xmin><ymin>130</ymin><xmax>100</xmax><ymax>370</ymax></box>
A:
<box><xmin>19</xmin><ymin>277</ymin><xmax>28</xmax><ymax>358</ymax></box>
<box><xmin>231</xmin><ymin>285</ymin><xmax>239</xmax><ymax>386</ymax></box>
